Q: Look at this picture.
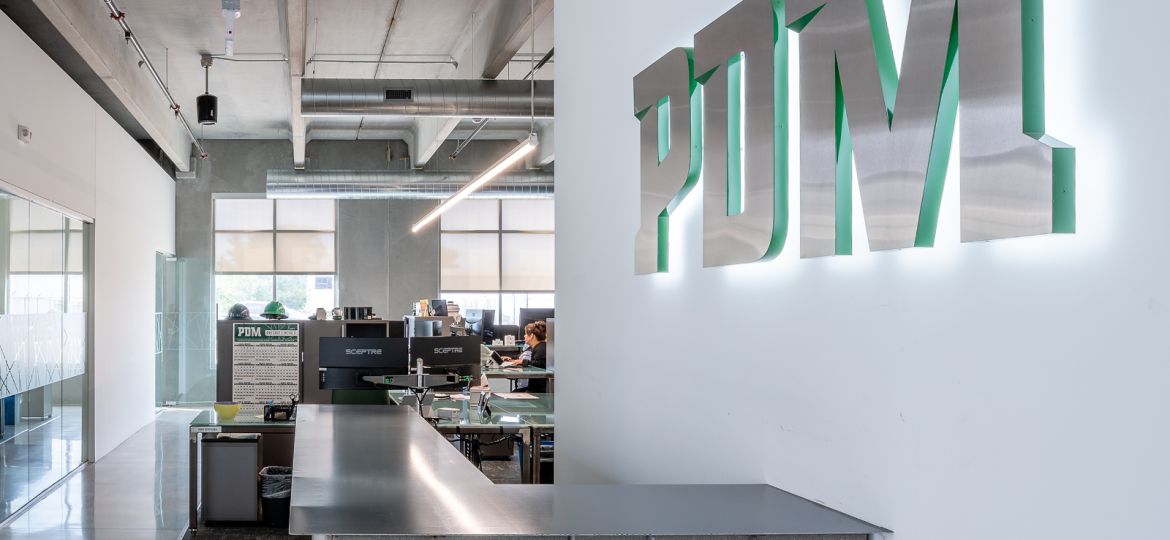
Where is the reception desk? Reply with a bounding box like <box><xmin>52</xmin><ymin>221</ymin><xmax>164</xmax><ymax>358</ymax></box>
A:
<box><xmin>289</xmin><ymin>405</ymin><xmax>887</xmax><ymax>538</ymax></box>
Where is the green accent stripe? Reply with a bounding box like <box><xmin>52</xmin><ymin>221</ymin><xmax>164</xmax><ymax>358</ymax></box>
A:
<box><xmin>1021</xmin><ymin>0</ymin><xmax>1075</xmax><ymax>234</ymax></box>
<box><xmin>866</xmin><ymin>0</ymin><xmax>898</xmax><ymax>125</ymax></box>
<box><xmin>834</xmin><ymin>60</ymin><xmax>853</xmax><ymax>256</ymax></box>
<box><xmin>1021</xmin><ymin>0</ymin><xmax>1045</xmax><ymax>136</ymax></box>
<box><xmin>914</xmin><ymin>3</ymin><xmax>959</xmax><ymax>248</ymax></box>
<box><xmin>656</xmin><ymin>212</ymin><xmax>670</xmax><ymax>271</ymax></box>
<box><xmin>762</xmin><ymin>0</ymin><xmax>790</xmax><ymax>259</ymax></box>
<box><xmin>657</xmin><ymin>96</ymin><xmax>670</xmax><ymax>164</ymax></box>
<box><xmin>1052</xmin><ymin>147</ymin><xmax>1076</xmax><ymax>233</ymax></box>
<box><xmin>786</xmin><ymin>3</ymin><xmax>824</xmax><ymax>32</ymax></box>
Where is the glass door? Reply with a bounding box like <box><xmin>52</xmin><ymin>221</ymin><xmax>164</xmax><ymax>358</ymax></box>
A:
<box><xmin>0</xmin><ymin>192</ymin><xmax>89</xmax><ymax>521</ymax></box>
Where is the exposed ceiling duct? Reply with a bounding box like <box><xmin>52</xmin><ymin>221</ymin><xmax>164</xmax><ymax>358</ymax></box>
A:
<box><xmin>301</xmin><ymin>79</ymin><xmax>554</xmax><ymax>118</ymax></box>
<box><xmin>266</xmin><ymin>169</ymin><xmax>553</xmax><ymax>200</ymax></box>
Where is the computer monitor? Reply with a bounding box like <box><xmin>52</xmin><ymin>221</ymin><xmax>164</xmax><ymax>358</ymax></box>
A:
<box><xmin>518</xmin><ymin>308</ymin><xmax>555</xmax><ymax>333</ymax></box>
<box><xmin>410</xmin><ymin>336</ymin><xmax>482</xmax><ymax>385</ymax></box>
<box><xmin>464</xmin><ymin>309</ymin><xmax>496</xmax><ymax>340</ymax></box>
<box><xmin>386</xmin><ymin>320</ymin><xmax>406</xmax><ymax>338</ymax></box>
<box><xmin>409</xmin><ymin>317</ymin><xmax>435</xmax><ymax>337</ymax></box>
<box><xmin>318</xmin><ymin>337</ymin><xmax>409</xmax><ymax>390</ymax></box>
<box><xmin>410</xmin><ymin>336</ymin><xmax>481</xmax><ymax>367</ymax></box>
<box><xmin>343</xmin><ymin>322</ymin><xmax>387</xmax><ymax>338</ymax></box>
<box><xmin>430</xmin><ymin>299</ymin><xmax>449</xmax><ymax>316</ymax></box>
<box><xmin>492</xmin><ymin>324</ymin><xmax>521</xmax><ymax>342</ymax></box>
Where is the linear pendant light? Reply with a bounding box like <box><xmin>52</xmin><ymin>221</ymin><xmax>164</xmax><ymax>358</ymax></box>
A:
<box><xmin>410</xmin><ymin>133</ymin><xmax>538</xmax><ymax>233</ymax></box>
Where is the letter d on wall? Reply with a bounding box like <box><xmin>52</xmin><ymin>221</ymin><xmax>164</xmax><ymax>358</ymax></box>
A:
<box><xmin>695</xmin><ymin>0</ymin><xmax>789</xmax><ymax>268</ymax></box>
<box><xmin>633</xmin><ymin>48</ymin><xmax>702</xmax><ymax>274</ymax></box>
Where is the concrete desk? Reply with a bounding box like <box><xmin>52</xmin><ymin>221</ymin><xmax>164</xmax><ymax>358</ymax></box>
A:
<box><xmin>188</xmin><ymin>410</ymin><xmax>296</xmax><ymax>534</ymax></box>
<box><xmin>290</xmin><ymin>405</ymin><xmax>888</xmax><ymax>539</ymax></box>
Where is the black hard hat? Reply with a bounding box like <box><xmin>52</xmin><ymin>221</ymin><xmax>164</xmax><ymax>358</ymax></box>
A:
<box><xmin>227</xmin><ymin>303</ymin><xmax>251</xmax><ymax>320</ymax></box>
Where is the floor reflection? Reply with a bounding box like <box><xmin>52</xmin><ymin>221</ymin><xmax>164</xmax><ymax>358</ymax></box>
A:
<box><xmin>0</xmin><ymin>407</ymin><xmax>83</xmax><ymax>522</ymax></box>
<box><xmin>0</xmin><ymin>409</ymin><xmax>198</xmax><ymax>540</ymax></box>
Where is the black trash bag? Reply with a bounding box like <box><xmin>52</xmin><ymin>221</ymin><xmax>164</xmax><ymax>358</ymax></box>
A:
<box><xmin>259</xmin><ymin>466</ymin><xmax>293</xmax><ymax>499</ymax></box>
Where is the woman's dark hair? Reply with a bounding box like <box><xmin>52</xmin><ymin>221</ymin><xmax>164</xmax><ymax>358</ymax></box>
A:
<box><xmin>524</xmin><ymin>320</ymin><xmax>548</xmax><ymax>341</ymax></box>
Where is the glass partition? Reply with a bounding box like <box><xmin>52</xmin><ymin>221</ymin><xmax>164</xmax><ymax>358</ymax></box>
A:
<box><xmin>0</xmin><ymin>191</ymin><xmax>89</xmax><ymax>521</ymax></box>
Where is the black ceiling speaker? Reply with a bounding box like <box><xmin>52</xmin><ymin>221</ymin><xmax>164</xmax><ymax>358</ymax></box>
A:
<box><xmin>197</xmin><ymin>94</ymin><xmax>218</xmax><ymax>125</ymax></box>
<box><xmin>198</xmin><ymin>55</ymin><xmax>218</xmax><ymax>126</ymax></box>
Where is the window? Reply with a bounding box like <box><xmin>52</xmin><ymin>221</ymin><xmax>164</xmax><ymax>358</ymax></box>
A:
<box><xmin>214</xmin><ymin>198</ymin><xmax>337</xmax><ymax>319</ymax></box>
<box><xmin>440</xmin><ymin>199</ymin><xmax>554</xmax><ymax>324</ymax></box>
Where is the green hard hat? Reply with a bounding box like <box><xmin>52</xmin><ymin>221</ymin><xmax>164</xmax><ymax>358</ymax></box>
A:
<box><xmin>261</xmin><ymin>301</ymin><xmax>288</xmax><ymax>320</ymax></box>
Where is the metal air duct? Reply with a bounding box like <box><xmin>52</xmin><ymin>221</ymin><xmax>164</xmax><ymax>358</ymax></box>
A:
<box><xmin>266</xmin><ymin>170</ymin><xmax>553</xmax><ymax>200</ymax></box>
<box><xmin>301</xmin><ymin>79</ymin><xmax>554</xmax><ymax>118</ymax></box>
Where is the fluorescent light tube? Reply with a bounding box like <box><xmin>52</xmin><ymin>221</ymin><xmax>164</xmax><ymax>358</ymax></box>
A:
<box><xmin>411</xmin><ymin>133</ymin><xmax>538</xmax><ymax>233</ymax></box>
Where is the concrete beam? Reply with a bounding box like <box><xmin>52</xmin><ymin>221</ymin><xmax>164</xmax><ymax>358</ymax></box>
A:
<box><xmin>409</xmin><ymin>118</ymin><xmax>461</xmax><ymax>168</ymax></box>
<box><xmin>280</xmin><ymin>0</ymin><xmax>308</xmax><ymax>169</ymax></box>
<box><xmin>481</xmin><ymin>0</ymin><xmax>553</xmax><ymax>79</ymax></box>
<box><xmin>534</xmin><ymin>122</ymin><xmax>554</xmax><ymax>166</ymax></box>
<box><xmin>32</xmin><ymin>0</ymin><xmax>193</xmax><ymax>171</ymax></box>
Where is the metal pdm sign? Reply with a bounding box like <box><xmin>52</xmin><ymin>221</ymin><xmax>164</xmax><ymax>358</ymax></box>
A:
<box><xmin>633</xmin><ymin>0</ymin><xmax>1075</xmax><ymax>273</ymax></box>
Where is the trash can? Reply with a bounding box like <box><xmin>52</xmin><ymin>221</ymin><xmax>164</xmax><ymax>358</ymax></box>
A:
<box><xmin>259</xmin><ymin>466</ymin><xmax>293</xmax><ymax>527</ymax></box>
<box><xmin>202</xmin><ymin>434</ymin><xmax>261</xmax><ymax>522</ymax></box>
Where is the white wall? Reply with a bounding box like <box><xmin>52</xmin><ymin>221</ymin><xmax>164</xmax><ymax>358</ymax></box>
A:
<box><xmin>555</xmin><ymin>1</ymin><xmax>1168</xmax><ymax>539</ymax></box>
<box><xmin>0</xmin><ymin>11</ymin><xmax>175</xmax><ymax>460</ymax></box>
<box><xmin>92</xmin><ymin>111</ymin><xmax>175</xmax><ymax>459</ymax></box>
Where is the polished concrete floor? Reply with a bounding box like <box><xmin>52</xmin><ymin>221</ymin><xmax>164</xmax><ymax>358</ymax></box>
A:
<box><xmin>0</xmin><ymin>407</ymin><xmax>84</xmax><ymax>523</ymax></box>
<box><xmin>0</xmin><ymin>408</ymin><xmax>197</xmax><ymax>540</ymax></box>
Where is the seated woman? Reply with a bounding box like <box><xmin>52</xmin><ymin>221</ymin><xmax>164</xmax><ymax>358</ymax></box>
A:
<box><xmin>501</xmin><ymin>321</ymin><xmax>548</xmax><ymax>393</ymax></box>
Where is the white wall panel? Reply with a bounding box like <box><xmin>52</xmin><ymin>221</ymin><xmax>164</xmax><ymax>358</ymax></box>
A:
<box><xmin>555</xmin><ymin>2</ymin><xmax>1168</xmax><ymax>540</ymax></box>
<box><xmin>0</xmin><ymin>10</ymin><xmax>96</xmax><ymax>218</ymax></box>
<box><xmin>93</xmin><ymin>111</ymin><xmax>174</xmax><ymax>460</ymax></box>
<box><xmin>0</xmin><ymin>10</ymin><xmax>175</xmax><ymax>461</ymax></box>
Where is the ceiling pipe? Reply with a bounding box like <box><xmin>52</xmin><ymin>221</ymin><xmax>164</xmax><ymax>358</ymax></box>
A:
<box><xmin>449</xmin><ymin>119</ymin><xmax>490</xmax><ymax>160</ymax></box>
<box><xmin>307</xmin><ymin>54</ymin><xmax>458</xmax><ymax>68</ymax></box>
<box><xmin>301</xmin><ymin>79</ymin><xmax>554</xmax><ymax>118</ymax></box>
<box><xmin>102</xmin><ymin>0</ymin><xmax>209</xmax><ymax>159</ymax></box>
<box><xmin>266</xmin><ymin>169</ymin><xmax>553</xmax><ymax>200</ymax></box>
<box><xmin>521</xmin><ymin>48</ymin><xmax>554</xmax><ymax>81</ymax></box>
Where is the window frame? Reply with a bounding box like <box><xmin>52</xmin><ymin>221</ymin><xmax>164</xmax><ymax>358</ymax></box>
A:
<box><xmin>212</xmin><ymin>196</ymin><xmax>339</xmax><ymax>311</ymax></box>
<box><xmin>440</xmin><ymin>199</ymin><xmax>555</xmax><ymax>325</ymax></box>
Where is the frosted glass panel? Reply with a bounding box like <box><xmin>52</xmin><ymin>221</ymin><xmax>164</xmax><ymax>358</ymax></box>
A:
<box><xmin>441</xmin><ymin>200</ymin><xmax>499</xmax><ymax>231</ymax></box>
<box><xmin>215</xmin><ymin>199</ymin><xmax>273</xmax><ymax>231</ymax></box>
<box><xmin>441</xmin><ymin>233</ymin><xmax>499</xmax><ymax>290</ymax></box>
<box><xmin>215</xmin><ymin>232</ymin><xmax>274</xmax><ymax>272</ymax></box>
<box><xmin>275</xmin><ymin>233</ymin><xmax>335</xmax><ymax>272</ymax></box>
<box><xmin>277</xmin><ymin>200</ymin><xmax>336</xmax><ymax>231</ymax></box>
<box><xmin>501</xmin><ymin>234</ymin><xmax>555</xmax><ymax>290</ymax></box>
<box><xmin>502</xmin><ymin>200</ymin><xmax>555</xmax><ymax>231</ymax></box>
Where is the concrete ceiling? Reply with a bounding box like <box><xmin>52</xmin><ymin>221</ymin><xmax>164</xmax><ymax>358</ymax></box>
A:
<box><xmin>2</xmin><ymin>0</ymin><xmax>554</xmax><ymax>170</ymax></box>
<box><xmin>123</xmin><ymin>0</ymin><xmax>553</xmax><ymax>140</ymax></box>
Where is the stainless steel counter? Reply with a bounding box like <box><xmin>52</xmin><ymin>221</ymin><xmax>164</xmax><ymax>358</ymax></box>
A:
<box><xmin>290</xmin><ymin>405</ymin><xmax>888</xmax><ymax>538</ymax></box>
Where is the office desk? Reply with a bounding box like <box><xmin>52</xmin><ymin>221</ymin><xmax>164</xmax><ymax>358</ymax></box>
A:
<box><xmin>188</xmin><ymin>411</ymin><xmax>296</xmax><ymax>535</ymax></box>
<box><xmin>483</xmin><ymin>366</ymin><xmax>555</xmax><ymax>391</ymax></box>
<box><xmin>289</xmin><ymin>405</ymin><xmax>888</xmax><ymax>538</ymax></box>
<box><xmin>389</xmin><ymin>391</ymin><xmax>554</xmax><ymax>483</ymax></box>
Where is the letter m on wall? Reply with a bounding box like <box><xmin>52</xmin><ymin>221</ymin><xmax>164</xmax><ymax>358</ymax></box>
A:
<box><xmin>788</xmin><ymin>0</ymin><xmax>1075</xmax><ymax>258</ymax></box>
